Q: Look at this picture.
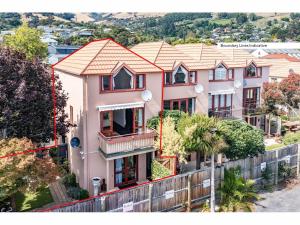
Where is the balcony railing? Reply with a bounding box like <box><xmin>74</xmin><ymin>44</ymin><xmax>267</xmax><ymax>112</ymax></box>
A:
<box><xmin>243</xmin><ymin>103</ymin><xmax>263</xmax><ymax>115</ymax></box>
<box><xmin>208</xmin><ymin>109</ymin><xmax>233</xmax><ymax>119</ymax></box>
<box><xmin>98</xmin><ymin>128</ymin><xmax>156</xmax><ymax>155</ymax></box>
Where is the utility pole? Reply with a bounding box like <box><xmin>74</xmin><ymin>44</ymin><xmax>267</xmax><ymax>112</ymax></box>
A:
<box><xmin>210</xmin><ymin>127</ymin><xmax>217</xmax><ymax>213</ymax></box>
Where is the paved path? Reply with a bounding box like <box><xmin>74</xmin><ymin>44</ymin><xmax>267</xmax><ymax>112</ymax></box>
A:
<box><xmin>255</xmin><ymin>183</ymin><xmax>300</xmax><ymax>212</ymax></box>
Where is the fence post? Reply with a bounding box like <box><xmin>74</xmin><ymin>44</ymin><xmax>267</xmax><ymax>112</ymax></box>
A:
<box><xmin>100</xmin><ymin>196</ymin><xmax>106</xmax><ymax>212</ymax></box>
<box><xmin>187</xmin><ymin>174</ymin><xmax>192</xmax><ymax>212</ymax></box>
<box><xmin>148</xmin><ymin>183</ymin><xmax>153</xmax><ymax>212</ymax></box>
<box><xmin>297</xmin><ymin>144</ymin><xmax>300</xmax><ymax>178</ymax></box>
<box><xmin>250</xmin><ymin>157</ymin><xmax>255</xmax><ymax>179</ymax></box>
<box><xmin>275</xmin><ymin>149</ymin><xmax>279</xmax><ymax>186</ymax></box>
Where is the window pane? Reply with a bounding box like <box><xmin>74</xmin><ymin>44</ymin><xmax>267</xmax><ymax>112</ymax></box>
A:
<box><xmin>173</xmin><ymin>101</ymin><xmax>179</xmax><ymax>110</ymax></box>
<box><xmin>173</xmin><ymin>66</ymin><xmax>187</xmax><ymax>84</ymax></box>
<box><xmin>102</xmin><ymin>76</ymin><xmax>110</xmax><ymax>91</ymax></box>
<box><xmin>164</xmin><ymin>101</ymin><xmax>171</xmax><ymax>110</ymax></box>
<box><xmin>136</xmin><ymin>75</ymin><xmax>144</xmax><ymax>89</ymax></box>
<box><xmin>190</xmin><ymin>71</ymin><xmax>196</xmax><ymax>83</ymax></box>
<box><xmin>228</xmin><ymin>69</ymin><xmax>233</xmax><ymax>79</ymax></box>
<box><xmin>246</xmin><ymin>65</ymin><xmax>256</xmax><ymax>77</ymax></box>
<box><xmin>188</xmin><ymin>98</ymin><xmax>195</xmax><ymax>114</ymax></box>
<box><xmin>180</xmin><ymin>99</ymin><xmax>187</xmax><ymax>112</ymax></box>
<box><xmin>220</xmin><ymin>95</ymin><xmax>225</xmax><ymax>107</ymax></box>
<box><xmin>215</xmin><ymin>67</ymin><xmax>227</xmax><ymax>80</ymax></box>
<box><xmin>113</xmin><ymin>68</ymin><xmax>133</xmax><ymax>89</ymax></box>
<box><xmin>208</xmin><ymin>94</ymin><xmax>212</xmax><ymax>109</ymax></box>
<box><xmin>102</xmin><ymin>112</ymin><xmax>111</xmax><ymax>130</ymax></box>
<box><xmin>256</xmin><ymin>88</ymin><xmax>260</xmax><ymax>103</ymax></box>
<box><xmin>209</xmin><ymin>70</ymin><xmax>214</xmax><ymax>80</ymax></box>
<box><xmin>226</xmin><ymin>94</ymin><xmax>232</xmax><ymax>107</ymax></box>
<box><xmin>115</xmin><ymin>158</ymin><xmax>124</xmax><ymax>172</ymax></box>
<box><xmin>214</xmin><ymin>95</ymin><xmax>219</xmax><ymax>109</ymax></box>
<box><xmin>165</xmin><ymin>72</ymin><xmax>171</xmax><ymax>85</ymax></box>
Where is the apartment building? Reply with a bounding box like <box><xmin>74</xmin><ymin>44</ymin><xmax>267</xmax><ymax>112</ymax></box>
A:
<box><xmin>132</xmin><ymin>41</ymin><xmax>212</xmax><ymax>116</ymax></box>
<box><xmin>54</xmin><ymin>39</ymin><xmax>271</xmax><ymax>194</ymax></box>
<box><xmin>174</xmin><ymin>44</ymin><xmax>270</xmax><ymax>131</ymax></box>
<box><xmin>54</xmin><ymin>38</ymin><xmax>163</xmax><ymax>194</ymax></box>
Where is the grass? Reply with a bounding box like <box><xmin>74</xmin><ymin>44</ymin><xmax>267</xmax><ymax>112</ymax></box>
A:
<box><xmin>15</xmin><ymin>186</ymin><xmax>53</xmax><ymax>212</ymax></box>
<box><xmin>209</xmin><ymin>18</ymin><xmax>232</xmax><ymax>26</ymax></box>
<box><xmin>266</xmin><ymin>143</ymin><xmax>285</xmax><ymax>151</ymax></box>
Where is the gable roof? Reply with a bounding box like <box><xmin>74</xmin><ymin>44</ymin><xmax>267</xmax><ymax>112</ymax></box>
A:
<box><xmin>131</xmin><ymin>41</ymin><xmax>212</xmax><ymax>71</ymax></box>
<box><xmin>262</xmin><ymin>53</ymin><xmax>300</xmax><ymax>62</ymax></box>
<box><xmin>175</xmin><ymin>43</ymin><xmax>270</xmax><ymax>68</ymax></box>
<box><xmin>53</xmin><ymin>38</ymin><xmax>162</xmax><ymax>75</ymax></box>
<box><xmin>264</xmin><ymin>58</ymin><xmax>300</xmax><ymax>79</ymax></box>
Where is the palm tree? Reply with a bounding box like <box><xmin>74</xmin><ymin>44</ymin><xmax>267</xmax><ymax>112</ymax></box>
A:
<box><xmin>218</xmin><ymin>167</ymin><xmax>260</xmax><ymax>212</ymax></box>
<box><xmin>177</xmin><ymin>114</ymin><xmax>227</xmax><ymax>212</ymax></box>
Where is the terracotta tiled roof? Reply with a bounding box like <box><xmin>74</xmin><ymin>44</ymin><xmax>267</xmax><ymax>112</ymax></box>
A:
<box><xmin>175</xmin><ymin>43</ymin><xmax>270</xmax><ymax>68</ymax></box>
<box><xmin>262</xmin><ymin>53</ymin><xmax>300</xmax><ymax>62</ymax></box>
<box><xmin>131</xmin><ymin>41</ymin><xmax>212</xmax><ymax>71</ymax></box>
<box><xmin>54</xmin><ymin>39</ymin><xmax>162</xmax><ymax>75</ymax></box>
<box><xmin>264</xmin><ymin>58</ymin><xmax>300</xmax><ymax>78</ymax></box>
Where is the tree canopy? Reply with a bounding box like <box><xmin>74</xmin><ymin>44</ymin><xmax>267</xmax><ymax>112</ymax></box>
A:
<box><xmin>220</xmin><ymin>120</ymin><xmax>265</xmax><ymax>160</ymax></box>
<box><xmin>155</xmin><ymin>116</ymin><xmax>186</xmax><ymax>163</ymax></box>
<box><xmin>0</xmin><ymin>47</ymin><xmax>69</xmax><ymax>143</ymax></box>
<box><xmin>3</xmin><ymin>23</ymin><xmax>48</xmax><ymax>60</ymax></box>
<box><xmin>0</xmin><ymin>138</ymin><xmax>59</xmax><ymax>201</ymax></box>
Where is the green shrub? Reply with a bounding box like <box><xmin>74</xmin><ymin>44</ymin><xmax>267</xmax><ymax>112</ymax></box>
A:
<box><xmin>220</xmin><ymin>120</ymin><xmax>265</xmax><ymax>160</ymax></box>
<box><xmin>151</xmin><ymin>160</ymin><xmax>171</xmax><ymax>180</ymax></box>
<box><xmin>278</xmin><ymin>161</ymin><xmax>292</xmax><ymax>180</ymax></box>
<box><xmin>283</xmin><ymin>132</ymin><xmax>300</xmax><ymax>145</ymax></box>
<box><xmin>147</xmin><ymin>110</ymin><xmax>186</xmax><ymax>130</ymax></box>
<box><xmin>62</xmin><ymin>173</ymin><xmax>77</xmax><ymax>188</ymax></box>
<box><xmin>66</xmin><ymin>186</ymin><xmax>89</xmax><ymax>200</ymax></box>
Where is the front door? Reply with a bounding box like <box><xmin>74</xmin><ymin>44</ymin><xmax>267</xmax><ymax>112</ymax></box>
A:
<box><xmin>114</xmin><ymin>155</ymin><xmax>138</xmax><ymax>188</ymax></box>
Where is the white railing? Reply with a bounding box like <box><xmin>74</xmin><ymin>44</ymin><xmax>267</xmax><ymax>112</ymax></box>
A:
<box><xmin>98</xmin><ymin>128</ymin><xmax>156</xmax><ymax>155</ymax></box>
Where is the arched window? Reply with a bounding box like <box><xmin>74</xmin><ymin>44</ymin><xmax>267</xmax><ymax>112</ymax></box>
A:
<box><xmin>113</xmin><ymin>67</ymin><xmax>133</xmax><ymax>90</ymax></box>
<box><xmin>172</xmin><ymin>66</ymin><xmax>188</xmax><ymax>84</ymax></box>
<box><xmin>215</xmin><ymin>64</ymin><xmax>227</xmax><ymax>80</ymax></box>
<box><xmin>246</xmin><ymin>63</ymin><xmax>257</xmax><ymax>77</ymax></box>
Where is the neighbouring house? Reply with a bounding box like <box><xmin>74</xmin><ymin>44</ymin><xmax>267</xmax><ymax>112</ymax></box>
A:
<box><xmin>54</xmin><ymin>38</ymin><xmax>163</xmax><ymax>195</ymax></box>
<box><xmin>48</xmin><ymin>44</ymin><xmax>80</xmax><ymax>64</ymax></box>
<box><xmin>260</xmin><ymin>54</ymin><xmax>300</xmax><ymax>82</ymax></box>
<box><xmin>173</xmin><ymin>44</ymin><xmax>270</xmax><ymax>132</ymax></box>
<box><xmin>132</xmin><ymin>41</ymin><xmax>212</xmax><ymax>116</ymax></box>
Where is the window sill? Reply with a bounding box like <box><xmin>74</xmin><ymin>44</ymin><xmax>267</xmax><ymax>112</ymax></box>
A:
<box><xmin>209</xmin><ymin>79</ymin><xmax>234</xmax><ymax>82</ymax></box>
<box><xmin>164</xmin><ymin>83</ymin><xmax>195</xmax><ymax>87</ymax></box>
<box><xmin>99</xmin><ymin>88</ymin><xmax>145</xmax><ymax>94</ymax></box>
<box><xmin>244</xmin><ymin>76</ymin><xmax>262</xmax><ymax>79</ymax></box>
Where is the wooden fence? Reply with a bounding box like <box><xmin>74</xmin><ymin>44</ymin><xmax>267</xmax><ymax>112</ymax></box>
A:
<box><xmin>50</xmin><ymin>144</ymin><xmax>300</xmax><ymax>212</ymax></box>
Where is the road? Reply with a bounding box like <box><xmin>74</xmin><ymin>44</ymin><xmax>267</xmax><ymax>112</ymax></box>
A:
<box><xmin>255</xmin><ymin>182</ymin><xmax>300</xmax><ymax>212</ymax></box>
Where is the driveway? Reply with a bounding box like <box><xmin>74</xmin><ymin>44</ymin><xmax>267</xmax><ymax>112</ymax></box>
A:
<box><xmin>255</xmin><ymin>182</ymin><xmax>300</xmax><ymax>212</ymax></box>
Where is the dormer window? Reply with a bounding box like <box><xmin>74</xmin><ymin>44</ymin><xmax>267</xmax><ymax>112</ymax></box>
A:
<box><xmin>113</xmin><ymin>68</ymin><xmax>133</xmax><ymax>90</ymax></box>
<box><xmin>99</xmin><ymin>67</ymin><xmax>145</xmax><ymax>92</ymax></box>
<box><xmin>164</xmin><ymin>66</ymin><xmax>197</xmax><ymax>86</ymax></box>
<box><xmin>215</xmin><ymin>64</ymin><xmax>227</xmax><ymax>80</ymax></box>
<box><xmin>173</xmin><ymin>66</ymin><xmax>188</xmax><ymax>84</ymax></box>
<box><xmin>209</xmin><ymin>64</ymin><xmax>234</xmax><ymax>81</ymax></box>
<box><xmin>245</xmin><ymin>63</ymin><xmax>262</xmax><ymax>78</ymax></box>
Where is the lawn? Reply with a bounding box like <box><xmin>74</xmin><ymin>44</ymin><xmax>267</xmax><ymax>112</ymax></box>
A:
<box><xmin>15</xmin><ymin>186</ymin><xmax>53</xmax><ymax>212</ymax></box>
<box><xmin>209</xmin><ymin>18</ymin><xmax>232</xmax><ymax>26</ymax></box>
<box><xmin>266</xmin><ymin>143</ymin><xmax>285</xmax><ymax>151</ymax></box>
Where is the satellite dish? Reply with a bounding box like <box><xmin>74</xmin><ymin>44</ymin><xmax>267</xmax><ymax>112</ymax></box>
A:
<box><xmin>141</xmin><ymin>90</ymin><xmax>152</xmax><ymax>102</ymax></box>
<box><xmin>194</xmin><ymin>84</ymin><xmax>204</xmax><ymax>94</ymax></box>
<box><xmin>234</xmin><ymin>80</ymin><xmax>242</xmax><ymax>89</ymax></box>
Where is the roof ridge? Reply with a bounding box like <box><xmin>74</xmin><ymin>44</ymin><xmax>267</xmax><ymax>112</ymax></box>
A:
<box><xmin>153</xmin><ymin>41</ymin><xmax>165</xmax><ymax>64</ymax></box>
<box><xmin>81</xmin><ymin>39</ymin><xmax>111</xmax><ymax>75</ymax></box>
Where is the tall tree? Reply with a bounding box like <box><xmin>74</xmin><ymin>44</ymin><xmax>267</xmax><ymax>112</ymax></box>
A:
<box><xmin>0</xmin><ymin>138</ymin><xmax>59</xmax><ymax>202</ymax></box>
<box><xmin>0</xmin><ymin>47</ymin><xmax>69</xmax><ymax>144</ymax></box>
<box><xmin>3</xmin><ymin>23</ymin><xmax>48</xmax><ymax>60</ymax></box>
<box><xmin>279</xmin><ymin>73</ymin><xmax>300</xmax><ymax>108</ymax></box>
<box><xmin>154</xmin><ymin>116</ymin><xmax>187</xmax><ymax>163</ymax></box>
<box><xmin>261</xmin><ymin>82</ymin><xmax>285</xmax><ymax>136</ymax></box>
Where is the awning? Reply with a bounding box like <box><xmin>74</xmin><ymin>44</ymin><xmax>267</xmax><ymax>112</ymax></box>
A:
<box><xmin>96</xmin><ymin>102</ymin><xmax>144</xmax><ymax>112</ymax></box>
<box><xmin>209</xmin><ymin>88</ymin><xmax>235</xmax><ymax>95</ymax></box>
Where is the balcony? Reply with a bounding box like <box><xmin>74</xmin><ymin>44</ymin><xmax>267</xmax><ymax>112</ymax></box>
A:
<box><xmin>243</xmin><ymin>103</ymin><xmax>264</xmax><ymax>116</ymax></box>
<box><xmin>208</xmin><ymin>109</ymin><xmax>233</xmax><ymax>119</ymax></box>
<box><xmin>98</xmin><ymin>128</ymin><xmax>156</xmax><ymax>156</ymax></box>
